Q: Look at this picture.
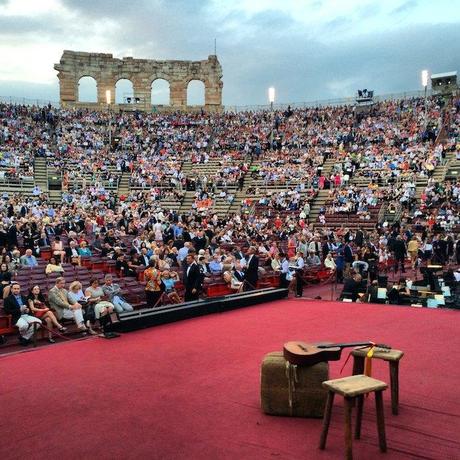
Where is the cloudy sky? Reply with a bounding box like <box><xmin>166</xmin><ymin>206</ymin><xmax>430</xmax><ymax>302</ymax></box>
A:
<box><xmin>0</xmin><ymin>0</ymin><xmax>459</xmax><ymax>106</ymax></box>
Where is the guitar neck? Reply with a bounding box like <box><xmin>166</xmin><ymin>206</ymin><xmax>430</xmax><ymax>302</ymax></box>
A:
<box><xmin>317</xmin><ymin>342</ymin><xmax>389</xmax><ymax>350</ymax></box>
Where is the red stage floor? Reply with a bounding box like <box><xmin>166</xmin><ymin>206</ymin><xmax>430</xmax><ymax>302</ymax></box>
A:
<box><xmin>1</xmin><ymin>300</ymin><xmax>459</xmax><ymax>460</ymax></box>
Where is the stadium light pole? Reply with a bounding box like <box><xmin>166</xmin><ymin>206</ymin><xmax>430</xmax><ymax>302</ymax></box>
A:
<box><xmin>421</xmin><ymin>70</ymin><xmax>429</xmax><ymax>128</ymax></box>
<box><xmin>106</xmin><ymin>90</ymin><xmax>112</xmax><ymax>149</ymax></box>
<box><xmin>268</xmin><ymin>87</ymin><xmax>275</xmax><ymax>111</ymax></box>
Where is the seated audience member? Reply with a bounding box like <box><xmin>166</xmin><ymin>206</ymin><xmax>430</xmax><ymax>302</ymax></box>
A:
<box><xmin>45</xmin><ymin>256</ymin><xmax>65</xmax><ymax>275</ymax></box>
<box><xmin>78</xmin><ymin>241</ymin><xmax>92</xmax><ymax>258</ymax></box>
<box><xmin>52</xmin><ymin>235</ymin><xmax>66</xmax><ymax>261</ymax></box>
<box><xmin>102</xmin><ymin>274</ymin><xmax>133</xmax><ymax>313</ymax></box>
<box><xmin>306</xmin><ymin>251</ymin><xmax>321</xmax><ymax>267</ymax></box>
<box><xmin>352</xmin><ymin>259</ymin><xmax>369</xmax><ymax>276</ymax></box>
<box><xmin>20</xmin><ymin>248</ymin><xmax>38</xmax><ymax>267</ymax></box>
<box><xmin>197</xmin><ymin>255</ymin><xmax>210</xmax><ymax>276</ymax></box>
<box><xmin>116</xmin><ymin>254</ymin><xmax>137</xmax><ymax>277</ymax></box>
<box><xmin>271</xmin><ymin>253</ymin><xmax>282</xmax><ymax>272</ymax></box>
<box><xmin>66</xmin><ymin>241</ymin><xmax>81</xmax><ymax>266</ymax></box>
<box><xmin>223</xmin><ymin>270</ymin><xmax>243</xmax><ymax>291</ymax></box>
<box><xmin>161</xmin><ymin>270</ymin><xmax>181</xmax><ymax>304</ymax></box>
<box><xmin>324</xmin><ymin>253</ymin><xmax>337</xmax><ymax>270</ymax></box>
<box><xmin>233</xmin><ymin>261</ymin><xmax>246</xmax><ymax>283</ymax></box>
<box><xmin>3</xmin><ymin>283</ymin><xmax>42</xmax><ymax>345</ymax></box>
<box><xmin>387</xmin><ymin>277</ymin><xmax>411</xmax><ymax>305</ymax></box>
<box><xmin>67</xmin><ymin>281</ymin><xmax>97</xmax><ymax>335</ymax></box>
<box><xmin>27</xmin><ymin>285</ymin><xmax>66</xmax><ymax>343</ymax></box>
<box><xmin>48</xmin><ymin>277</ymin><xmax>88</xmax><ymax>334</ymax></box>
<box><xmin>341</xmin><ymin>273</ymin><xmax>363</xmax><ymax>302</ymax></box>
<box><xmin>0</xmin><ymin>262</ymin><xmax>12</xmax><ymax>298</ymax></box>
<box><xmin>85</xmin><ymin>278</ymin><xmax>115</xmax><ymax>321</ymax></box>
<box><xmin>10</xmin><ymin>250</ymin><xmax>23</xmax><ymax>272</ymax></box>
<box><xmin>209</xmin><ymin>254</ymin><xmax>223</xmax><ymax>274</ymax></box>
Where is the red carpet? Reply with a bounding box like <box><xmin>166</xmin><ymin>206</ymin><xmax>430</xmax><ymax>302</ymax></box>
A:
<box><xmin>1</xmin><ymin>300</ymin><xmax>459</xmax><ymax>460</ymax></box>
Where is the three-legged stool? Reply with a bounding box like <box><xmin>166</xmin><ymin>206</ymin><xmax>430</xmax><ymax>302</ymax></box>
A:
<box><xmin>352</xmin><ymin>347</ymin><xmax>404</xmax><ymax>415</ymax></box>
<box><xmin>319</xmin><ymin>374</ymin><xmax>388</xmax><ymax>460</ymax></box>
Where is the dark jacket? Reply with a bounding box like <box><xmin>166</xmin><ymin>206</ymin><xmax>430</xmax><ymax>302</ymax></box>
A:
<box><xmin>3</xmin><ymin>294</ymin><xmax>29</xmax><ymax>324</ymax></box>
<box><xmin>184</xmin><ymin>263</ymin><xmax>203</xmax><ymax>293</ymax></box>
<box><xmin>244</xmin><ymin>255</ymin><xmax>259</xmax><ymax>287</ymax></box>
<box><xmin>393</xmin><ymin>240</ymin><xmax>407</xmax><ymax>258</ymax></box>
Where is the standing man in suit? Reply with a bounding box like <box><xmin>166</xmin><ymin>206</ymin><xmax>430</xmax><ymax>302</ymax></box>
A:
<box><xmin>244</xmin><ymin>246</ymin><xmax>259</xmax><ymax>290</ymax></box>
<box><xmin>184</xmin><ymin>253</ymin><xmax>203</xmax><ymax>302</ymax></box>
<box><xmin>7</xmin><ymin>221</ymin><xmax>18</xmax><ymax>250</ymax></box>
<box><xmin>3</xmin><ymin>283</ymin><xmax>41</xmax><ymax>345</ymax></box>
<box><xmin>393</xmin><ymin>235</ymin><xmax>407</xmax><ymax>273</ymax></box>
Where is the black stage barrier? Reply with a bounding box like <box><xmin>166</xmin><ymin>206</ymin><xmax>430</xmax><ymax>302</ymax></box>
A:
<box><xmin>113</xmin><ymin>288</ymin><xmax>289</xmax><ymax>333</ymax></box>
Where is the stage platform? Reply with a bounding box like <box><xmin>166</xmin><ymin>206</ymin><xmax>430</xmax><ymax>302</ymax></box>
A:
<box><xmin>1</xmin><ymin>299</ymin><xmax>459</xmax><ymax>459</ymax></box>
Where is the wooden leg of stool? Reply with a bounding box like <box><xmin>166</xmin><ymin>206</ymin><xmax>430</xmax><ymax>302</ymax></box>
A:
<box><xmin>319</xmin><ymin>391</ymin><xmax>335</xmax><ymax>450</ymax></box>
<box><xmin>352</xmin><ymin>356</ymin><xmax>365</xmax><ymax>375</ymax></box>
<box><xmin>375</xmin><ymin>390</ymin><xmax>387</xmax><ymax>453</ymax></box>
<box><xmin>390</xmin><ymin>361</ymin><xmax>399</xmax><ymax>415</ymax></box>
<box><xmin>344</xmin><ymin>397</ymin><xmax>354</xmax><ymax>460</ymax></box>
<box><xmin>354</xmin><ymin>395</ymin><xmax>364</xmax><ymax>439</ymax></box>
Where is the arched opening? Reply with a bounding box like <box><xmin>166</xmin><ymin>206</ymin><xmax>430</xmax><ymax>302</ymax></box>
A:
<box><xmin>115</xmin><ymin>78</ymin><xmax>134</xmax><ymax>104</ymax></box>
<box><xmin>78</xmin><ymin>76</ymin><xmax>97</xmax><ymax>102</ymax></box>
<box><xmin>187</xmin><ymin>80</ymin><xmax>205</xmax><ymax>106</ymax></box>
<box><xmin>151</xmin><ymin>79</ymin><xmax>170</xmax><ymax>105</ymax></box>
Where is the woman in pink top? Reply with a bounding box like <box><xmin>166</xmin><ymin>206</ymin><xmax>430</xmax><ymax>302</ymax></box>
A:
<box><xmin>334</xmin><ymin>174</ymin><xmax>342</xmax><ymax>188</ymax></box>
<box><xmin>318</xmin><ymin>175</ymin><xmax>325</xmax><ymax>189</ymax></box>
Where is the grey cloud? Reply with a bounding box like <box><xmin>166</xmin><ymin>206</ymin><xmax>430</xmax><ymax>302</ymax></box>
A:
<box><xmin>0</xmin><ymin>1</ymin><xmax>459</xmax><ymax>107</ymax></box>
<box><xmin>391</xmin><ymin>0</ymin><xmax>419</xmax><ymax>15</ymax></box>
<box><xmin>0</xmin><ymin>15</ymin><xmax>65</xmax><ymax>36</ymax></box>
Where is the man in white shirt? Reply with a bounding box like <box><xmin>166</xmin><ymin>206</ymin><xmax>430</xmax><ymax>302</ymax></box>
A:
<box><xmin>294</xmin><ymin>252</ymin><xmax>305</xmax><ymax>297</ymax></box>
<box><xmin>279</xmin><ymin>253</ymin><xmax>290</xmax><ymax>289</ymax></box>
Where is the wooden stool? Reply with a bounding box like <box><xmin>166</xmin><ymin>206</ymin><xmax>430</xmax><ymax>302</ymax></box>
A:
<box><xmin>319</xmin><ymin>375</ymin><xmax>388</xmax><ymax>460</ymax></box>
<box><xmin>352</xmin><ymin>347</ymin><xmax>404</xmax><ymax>415</ymax></box>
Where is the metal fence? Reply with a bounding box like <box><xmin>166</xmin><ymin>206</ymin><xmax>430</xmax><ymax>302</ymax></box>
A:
<box><xmin>0</xmin><ymin>88</ymin><xmax>435</xmax><ymax>112</ymax></box>
<box><xmin>0</xmin><ymin>95</ymin><xmax>59</xmax><ymax>107</ymax></box>
<box><xmin>224</xmin><ymin>89</ymin><xmax>434</xmax><ymax>113</ymax></box>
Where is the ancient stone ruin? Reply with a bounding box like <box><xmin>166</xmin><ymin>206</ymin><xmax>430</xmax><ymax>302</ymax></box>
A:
<box><xmin>54</xmin><ymin>50</ymin><xmax>223</xmax><ymax>112</ymax></box>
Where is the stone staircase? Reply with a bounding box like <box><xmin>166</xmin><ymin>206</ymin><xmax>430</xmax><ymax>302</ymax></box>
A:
<box><xmin>308</xmin><ymin>189</ymin><xmax>330</xmax><ymax>223</ymax></box>
<box><xmin>178</xmin><ymin>191</ymin><xmax>196</xmax><ymax>214</ymax></box>
<box><xmin>303</xmin><ymin>156</ymin><xmax>338</xmax><ymax>223</ymax></box>
<box><xmin>415</xmin><ymin>147</ymin><xmax>457</xmax><ymax>203</ymax></box>
<box><xmin>48</xmin><ymin>190</ymin><xmax>62</xmax><ymax>204</ymax></box>
<box><xmin>33</xmin><ymin>156</ymin><xmax>48</xmax><ymax>191</ymax></box>
<box><xmin>118</xmin><ymin>171</ymin><xmax>130</xmax><ymax>196</ymax></box>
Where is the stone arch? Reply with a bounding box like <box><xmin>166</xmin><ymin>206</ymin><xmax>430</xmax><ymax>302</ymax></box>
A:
<box><xmin>55</xmin><ymin>51</ymin><xmax>223</xmax><ymax>111</ymax></box>
<box><xmin>115</xmin><ymin>78</ymin><xmax>134</xmax><ymax>104</ymax></box>
<box><xmin>151</xmin><ymin>78</ymin><xmax>170</xmax><ymax>105</ymax></box>
<box><xmin>77</xmin><ymin>76</ymin><xmax>98</xmax><ymax>102</ymax></box>
<box><xmin>186</xmin><ymin>79</ymin><xmax>205</xmax><ymax>106</ymax></box>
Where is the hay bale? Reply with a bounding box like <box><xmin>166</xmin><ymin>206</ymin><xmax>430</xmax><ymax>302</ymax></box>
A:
<box><xmin>261</xmin><ymin>351</ymin><xmax>329</xmax><ymax>418</ymax></box>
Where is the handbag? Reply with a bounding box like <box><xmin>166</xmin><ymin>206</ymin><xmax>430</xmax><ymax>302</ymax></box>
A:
<box><xmin>84</xmin><ymin>304</ymin><xmax>96</xmax><ymax>323</ymax></box>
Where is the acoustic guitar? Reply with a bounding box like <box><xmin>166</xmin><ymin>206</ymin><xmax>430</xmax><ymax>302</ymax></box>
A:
<box><xmin>283</xmin><ymin>341</ymin><xmax>391</xmax><ymax>366</ymax></box>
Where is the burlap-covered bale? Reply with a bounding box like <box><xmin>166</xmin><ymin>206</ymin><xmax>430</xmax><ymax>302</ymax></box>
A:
<box><xmin>261</xmin><ymin>351</ymin><xmax>329</xmax><ymax>418</ymax></box>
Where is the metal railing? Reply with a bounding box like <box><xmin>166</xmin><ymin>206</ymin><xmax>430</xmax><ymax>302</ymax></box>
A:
<box><xmin>224</xmin><ymin>89</ymin><xmax>434</xmax><ymax>113</ymax></box>
<box><xmin>0</xmin><ymin>95</ymin><xmax>59</xmax><ymax>107</ymax></box>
